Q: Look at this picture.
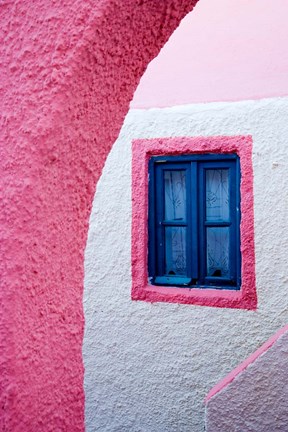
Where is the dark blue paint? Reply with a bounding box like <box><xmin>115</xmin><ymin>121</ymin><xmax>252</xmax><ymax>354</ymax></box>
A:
<box><xmin>148</xmin><ymin>154</ymin><xmax>241</xmax><ymax>290</ymax></box>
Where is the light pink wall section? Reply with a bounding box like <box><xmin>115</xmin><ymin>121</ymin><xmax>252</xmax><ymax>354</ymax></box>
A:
<box><xmin>132</xmin><ymin>0</ymin><xmax>288</xmax><ymax>108</ymax></box>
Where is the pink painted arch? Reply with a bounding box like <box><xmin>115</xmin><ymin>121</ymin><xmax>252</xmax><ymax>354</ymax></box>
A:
<box><xmin>0</xmin><ymin>1</ymin><xmax>199</xmax><ymax>431</ymax></box>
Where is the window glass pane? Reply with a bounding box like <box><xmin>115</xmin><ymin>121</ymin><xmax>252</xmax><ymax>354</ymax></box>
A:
<box><xmin>206</xmin><ymin>169</ymin><xmax>229</xmax><ymax>221</ymax></box>
<box><xmin>164</xmin><ymin>170</ymin><xmax>186</xmax><ymax>221</ymax></box>
<box><xmin>206</xmin><ymin>227</ymin><xmax>229</xmax><ymax>277</ymax></box>
<box><xmin>165</xmin><ymin>227</ymin><xmax>187</xmax><ymax>275</ymax></box>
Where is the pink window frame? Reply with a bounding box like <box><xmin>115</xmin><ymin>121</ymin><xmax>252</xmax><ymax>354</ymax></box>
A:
<box><xmin>131</xmin><ymin>136</ymin><xmax>257</xmax><ymax>310</ymax></box>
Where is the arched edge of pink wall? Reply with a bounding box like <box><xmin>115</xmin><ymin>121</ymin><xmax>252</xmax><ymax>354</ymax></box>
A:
<box><xmin>0</xmin><ymin>1</ymin><xmax>199</xmax><ymax>430</ymax></box>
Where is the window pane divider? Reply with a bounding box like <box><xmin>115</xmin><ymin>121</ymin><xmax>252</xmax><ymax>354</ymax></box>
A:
<box><xmin>204</xmin><ymin>221</ymin><xmax>232</xmax><ymax>227</ymax></box>
<box><xmin>161</xmin><ymin>221</ymin><xmax>187</xmax><ymax>226</ymax></box>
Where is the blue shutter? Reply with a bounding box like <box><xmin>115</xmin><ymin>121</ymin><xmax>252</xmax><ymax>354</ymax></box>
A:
<box><xmin>148</xmin><ymin>155</ymin><xmax>240</xmax><ymax>290</ymax></box>
<box><xmin>198</xmin><ymin>160</ymin><xmax>240</xmax><ymax>288</ymax></box>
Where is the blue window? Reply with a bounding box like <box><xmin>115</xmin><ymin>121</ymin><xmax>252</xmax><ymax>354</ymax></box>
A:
<box><xmin>148</xmin><ymin>154</ymin><xmax>241</xmax><ymax>290</ymax></box>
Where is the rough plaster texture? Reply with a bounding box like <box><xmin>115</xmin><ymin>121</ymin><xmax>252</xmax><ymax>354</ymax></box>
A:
<box><xmin>131</xmin><ymin>135</ymin><xmax>256</xmax><ymax>309</ymax></box>
<box><xmin>0</xmin><ymin>1</ymin><xmax>198</xmax><ymax>430</ymax></box>
<box><xmin>206</xmin><ymin>328</ymin><xmax>288</xmax><ymax>431</ymax></box>
<box><xmin>132</xmin><ymin>0</ymin><xmax>288</xmax><ymax>108</ymax></box>
<box><xmin>84</xmin><ymin>97</ymin><xmax>288</xmax><ymax>431</ymax></box>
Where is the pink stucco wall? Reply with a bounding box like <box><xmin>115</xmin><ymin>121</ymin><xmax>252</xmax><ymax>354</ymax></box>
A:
<box><xmin>132</xmin><ymin>0</ymin><xmax>288</xmax><ymax>108</ymax></box>
<box><xmin>0</xmin><ymin>1</ymin><xmax>198</xmax><ymax>430</ymax></box>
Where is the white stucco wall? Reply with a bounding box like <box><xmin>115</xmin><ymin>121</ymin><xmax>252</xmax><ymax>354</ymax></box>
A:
<box><xmin>83</xmin><ymin>97</ymin><xmax>288</xmax><ymax>432</ymax></box>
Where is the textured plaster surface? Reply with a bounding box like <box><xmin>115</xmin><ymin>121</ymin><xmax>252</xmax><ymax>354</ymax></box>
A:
<box><xmin>132</xmin><ymin>0</ymin><xmax>288</xmax><ymax>108</ymax></box>
<box><xmin>132</xmin><ymin>135</ymin><xmax>256</xmax><ymax>309</ymax></box>
<box><xmin>206</xmin><ymin>328</ymin><xmax>288</xmax><ymax>432</ymax></box>
<box><xmin>0</xmin><ymin>1</ymin><xmax>198</xmax><ymax>430</ymax></box>
<box><xmin>84</xmin><ymin>97</ymin><xmax>288</xmax><ymax>431</ymax></box>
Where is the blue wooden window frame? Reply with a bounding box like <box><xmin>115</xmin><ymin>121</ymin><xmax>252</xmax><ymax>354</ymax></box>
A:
<box><xmin>148</xmin><ymin>154</ymin><xmax>241</xmax><ymax>290</ymax></box>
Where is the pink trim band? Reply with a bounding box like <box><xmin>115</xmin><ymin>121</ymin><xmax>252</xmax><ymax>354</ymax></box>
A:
<box><xmin>132</xmin><ymin>136</ymin><xmax>257</xmax><ymax>310</ymax></box>
<box><xmin>205</xmin><ymin>324</ymin><xmax>288</xmax><ymax>402</ymax></box>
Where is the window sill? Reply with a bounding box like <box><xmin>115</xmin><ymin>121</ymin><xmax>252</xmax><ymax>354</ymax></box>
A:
<box><xmin>132</xmin><ymin>283</ymin><xmax>256</xmax><ymax>310</ymax></box>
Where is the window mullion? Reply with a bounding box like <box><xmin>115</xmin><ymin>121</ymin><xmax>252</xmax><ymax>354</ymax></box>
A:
<box><xmin>190</xmin><ymin>162</ymin><xmax>198</xmax><ymax>281</ymax></box>
<box><xmin>155</xmin><ymin>165</ymin><xmax>165</xmax><ymax>277</ymax></box>
<box><xmin>198</xmin><ymin>163</ymin><xmax>205</xmax><ymax>284</ymax></box>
